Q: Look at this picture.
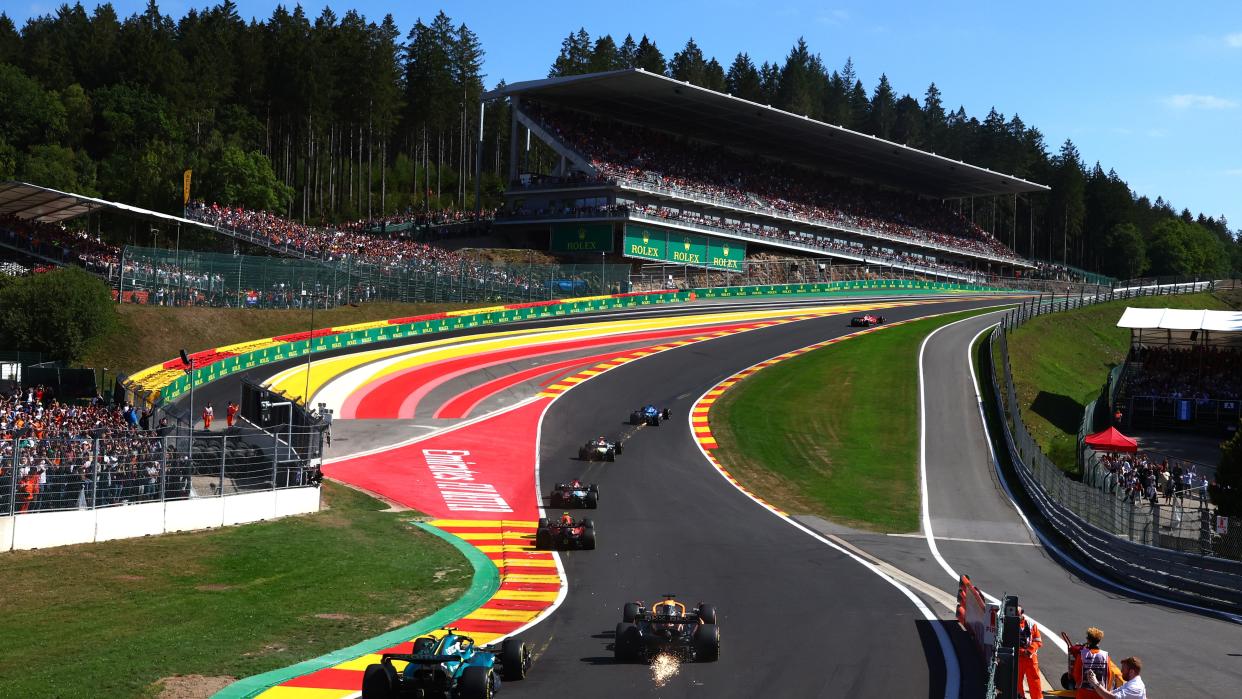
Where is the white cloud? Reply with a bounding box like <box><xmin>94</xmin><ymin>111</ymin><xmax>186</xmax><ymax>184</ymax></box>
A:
<box><xmin>1226</xmin><ymin>32</ymin><xmax>1242</xmax><ymax>48</ymax></box>
<box><xmin>1164</xmin><ymin>94</ymin><xmax>1238</xmax><ymax>110</ymax></box>
<box><xmin>816</xmin><ymin>9</ymin><xmax>850</xmax><ymax>25</ymax></box>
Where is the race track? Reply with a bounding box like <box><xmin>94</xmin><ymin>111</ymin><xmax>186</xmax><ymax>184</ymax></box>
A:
<box><xmin>194</xmin><ymin>291</ymin><xmax>1242</xmax><ymax>698</ymax></box>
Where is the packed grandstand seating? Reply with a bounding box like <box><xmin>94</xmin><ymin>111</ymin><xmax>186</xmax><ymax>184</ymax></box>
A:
<box><xmin>521</xmin><ymin>104</ymin><xmax>1024</xmax><ymax>263</ymax></box>
<box><xmin>503</xmin><ymin>201</ymin><xmax>988</xmax><ymax>279</ymax></box>
<box><xmin>0</xmin><ymin>388</ymin><xmax>173</xmax><ymax>512</ymax></box>
<box><xmin>1125</xmin><ymin>346</ymin><xmax>1242</xmax><ymax>401</ymax></box>
<box><xmin>1</xmin><ymin>214</ymin><xmax>120</xmax><ymax>273</ymax></box>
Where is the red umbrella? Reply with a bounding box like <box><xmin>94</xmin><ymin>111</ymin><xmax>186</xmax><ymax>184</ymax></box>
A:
<box><xmin>1084</xmin><ymin>426</ymin><xmax>1138</xmax><ymax>453</ymax></box>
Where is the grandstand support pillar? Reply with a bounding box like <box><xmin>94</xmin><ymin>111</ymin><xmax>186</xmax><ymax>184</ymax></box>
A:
<box><xmin>508</xmin><ymin>96</ymin><xmax>521</xmax><ymax>184</ymax></box>
<box><xmin>475</xmin><ymin>99</ymin><xmax>484</xmax><ymax>214</ymax></box>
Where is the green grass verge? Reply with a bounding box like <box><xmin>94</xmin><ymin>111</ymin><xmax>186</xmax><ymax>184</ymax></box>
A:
<box><xmin>84</xmin><ymin>301</ymin><xmax>474</xmax><ymax>378</ymax></box>
<box><xmin>1006</xmin><ymin>291</ymin><xmax>1237</xmax><ymax>475</ymax></box>
<box><xmin>0</xmin><ymin>483</ymin><xmax>471</xmax><ymax>698</ymax></box>
<box><xmin>711</xmin><ymin>307</ymin><xmax>1003</xmax><ymax>532</ymax></box>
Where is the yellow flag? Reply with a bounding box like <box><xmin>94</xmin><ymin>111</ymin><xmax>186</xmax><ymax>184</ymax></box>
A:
<box><xmin>183</xmin><ymin>169</ymin><xmax>192</xmax><ymax>205</ymax></box>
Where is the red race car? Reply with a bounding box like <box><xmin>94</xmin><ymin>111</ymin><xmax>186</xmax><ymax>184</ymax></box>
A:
<box><xmin>535</xmin><ymin>515</ymin><xmax>597</xmax><ymax>550</ymax></box>
<box><xmin>850</xmin><ymin>313</ymin><xmax>886</xmax><ymax>327</ymax></box>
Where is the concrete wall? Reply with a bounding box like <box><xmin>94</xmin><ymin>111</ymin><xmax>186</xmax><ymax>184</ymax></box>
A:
<box><xmin>1</xmin><ymin>487</ymin><xmax>321</xmax><ymax>552</ymax></box>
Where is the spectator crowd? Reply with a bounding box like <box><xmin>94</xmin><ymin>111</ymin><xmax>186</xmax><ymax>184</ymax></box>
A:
<box><xmin>1125</xmin><ymin>346</ymin><xmax>1242</xmax><ymax>402</ymax></box>
<box><xmin>1094</xmin><ymin>450</ymin><xmax>1211</xmax><ymax>506</ymax></box>
<box><xmin>519</xmin><ymin>105</ymin><xmax>1025</xmax><ymax>265</ymax></box>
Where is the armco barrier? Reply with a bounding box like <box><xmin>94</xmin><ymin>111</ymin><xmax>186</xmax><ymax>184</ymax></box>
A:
<box><xmin>122</xmin><ymin>289</ymin><xmax>692</xmax><ymax>408</ymax></box>
<box><xmin>987</xmin><ymin>281</ymin><xmax>1242</xmax><ymax>614</ymax></box>
<box><xmin>1</xmin><ymin>487</ymin><xmax>320</xmax><ymax>552</ymax></box>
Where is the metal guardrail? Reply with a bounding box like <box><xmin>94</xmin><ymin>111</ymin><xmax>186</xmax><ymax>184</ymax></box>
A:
<box><xmin>987</xmin><ymin>279</ymin><xmax>1242</xmax><ymax>612</ymax></box>
<box><xmin>0</xmin><ymin>430</ymin><xmax>324</xmax><ymax>517</ymax></box>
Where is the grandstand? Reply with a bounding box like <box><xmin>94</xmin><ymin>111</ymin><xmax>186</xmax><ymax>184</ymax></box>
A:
<box><xmin>484</xmin><ymin>69</ymin><xmax>1048</xmax><ymax>281</ymax></box>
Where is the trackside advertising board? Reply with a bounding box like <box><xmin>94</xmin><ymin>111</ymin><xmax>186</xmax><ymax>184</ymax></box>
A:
<box><xmin>622</xmin><ymin>224</ymin><xmax>747</xmax><ymax>271</ymax></box>
<box><xmin>549</xmin><ymin>223</ymin><xmax>614</xmax><ymax>253</ymax></box>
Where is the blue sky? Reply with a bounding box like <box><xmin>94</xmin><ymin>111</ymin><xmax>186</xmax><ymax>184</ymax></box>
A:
<box><xmin>9</xmin><ymin>1</ymin><xmax>1242</xmax><ymax>231</ymax></box>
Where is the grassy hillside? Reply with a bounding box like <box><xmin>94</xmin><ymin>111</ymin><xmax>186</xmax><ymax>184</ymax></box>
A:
<box><xmin>84</xmin><ymin>301</ymin><xmax>473</xmax><ymax>377</ymax></box>
<box><xmin>1006</xmin><ymin>289</ymin><xmax>1239</xmax><ymax>473</ymax></box>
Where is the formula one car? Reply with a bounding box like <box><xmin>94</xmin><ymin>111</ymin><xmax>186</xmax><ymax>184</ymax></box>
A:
<box><xmin>849</xmin><ymin>313</ymin><xmax>886</xmax><ymax>327</ymax></box>
<box><xmin>578</xmin><ymin>436</ymin><xmax>623</xmax><ymax>461</ymax></box>
<box><xmin>629</xmin><ymin>404</ymin><xmax>672</xmax><ymax>426</ymax></box>
<box><xmin>535</xmin><ymin>515</ymin><xmax>597</xmax><ymax>550</ymax></box>
<box><xmin>361</xmin><ymin>628</ymin><xmax>531</xmax><ymax>699</ymax></box>
<box><xmin>549</xmin><ymin>480</ymin><xmax>599</xmax><ymax>508</ymax></box>
<box><xmin>614</xmin><ymin>595</ymin><xmax>719</xmax><ymax>663</ymax></box>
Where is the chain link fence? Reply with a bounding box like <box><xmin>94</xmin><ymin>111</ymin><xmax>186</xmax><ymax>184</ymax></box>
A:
<box><xmin>990</xmin><ymin>279</ymin><xmax>1242</xmax><ymax>559</ymax></box>
<box><xmin>0</xmin><ymin>428</ymin><xmax>324</xmax><ymax>516</ymax></box>
<box><xmin>106</xmin><ymin>245</ymin><xmax>634</xmax><ymax>308</ymax></box>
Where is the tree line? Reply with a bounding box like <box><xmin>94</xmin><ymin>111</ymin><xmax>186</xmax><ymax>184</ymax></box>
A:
<box><xmin>0</xmin><ymin>3</ymin><xmax>1238</xmax><ymax>277</ymax></box>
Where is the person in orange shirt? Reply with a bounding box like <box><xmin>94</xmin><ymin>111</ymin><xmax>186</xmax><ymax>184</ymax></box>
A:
<box><xmin>1071</xmin><ymin>627</ymin><xmax>1123</xmax><ymax>699</ymax></box>
<box><xmin>1016</xmin><ymin>606</ymin><xmax>1042</xmax><ymax>698</ymax></box>
<box><xmin>226</xmin><ymin>401</ymin><xmax>239</xmax><ymax>428</ymax></box>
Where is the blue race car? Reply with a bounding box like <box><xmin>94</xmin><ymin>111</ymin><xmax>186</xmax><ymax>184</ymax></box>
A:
<box><xmin>629</xmin><ymin>404</ymin><xmax>672</xmax><ymax>426</ymax></box>
<box><xmin>361</xmin><ymin>629</ymin><xmax>531</xmax><ymax>699</ymax></box>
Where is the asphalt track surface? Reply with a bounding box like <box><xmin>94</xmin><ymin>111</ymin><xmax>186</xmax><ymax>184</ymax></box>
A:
<box><xmin>500</xmin><ymin>297</ymin><xmax>1011</xmax><ymax>699</ymax></box>
<box><xmin>915</xmin><ymin>312</ymin><xmax>1242</xmax><ymax>698</ymax></box>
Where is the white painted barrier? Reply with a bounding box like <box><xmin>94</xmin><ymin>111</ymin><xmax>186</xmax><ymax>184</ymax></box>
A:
<box><xmin>1</xmin><ymin>487</ymin><xmax>321</xmax><ymax>551</ymax></box>
<box><xmin>95</xmin><ymin>502</ymin><xmax>166</xmax><ymax>542</ymax></box>
<box><xmin>165</xmin><ymin>497</ymin><xmax>226</xmax><ymax>533</ymax></box>
<box><xmin>0</xmin><ymin>513</ymin><xmax>16</xmax><ymax>551</ymax></box>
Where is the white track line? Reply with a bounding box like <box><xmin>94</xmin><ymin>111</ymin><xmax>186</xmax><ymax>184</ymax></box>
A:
<box><xmin>961</xmin><ymin>322</ymin><xmax>1242</xmax><ymax>629</ymax></box>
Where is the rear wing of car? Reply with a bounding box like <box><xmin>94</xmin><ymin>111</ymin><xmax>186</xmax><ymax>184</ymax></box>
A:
<box><xmin>644</xmin><ymin>613</ymin><xmax>702</xmax><ymax>624</ymax></box>
<box><xmin>380</xmin><ymin>653</ymin><xmax>464</xmax><ymax>665</ymax></box>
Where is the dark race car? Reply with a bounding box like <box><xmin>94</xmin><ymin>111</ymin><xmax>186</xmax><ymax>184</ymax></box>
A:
<box><xmin>849</xmin><ymin>313</ymin><xmax>886</xmax><ymax>327</ymax></box>
<box><xmin>578</xmin><ymin>436</ymin><xmax>623</xmax><ymax>461</ymax></box>
<box><xmin>549</xmin><ymin>480</ymin><xmax>599</xmax><ymax>509</ymax></box>
<box><xmin>614</xmin><ymin>595</ymin><xmax>719</xmax><ymax>663</ymax></box>
<box><xmin>536</xmin><ymin>515</ymin><xmax>597</xmax><ymax>550</ymax></box>
<box><xmin>361</xmin><ymin>628</ymin><xmax>531</xmax><ymax>699</ymax></box>
<box><xmin>628</xmin><ymin>404</ymin><xmax>672</xmax><ymax>426</ymax></box>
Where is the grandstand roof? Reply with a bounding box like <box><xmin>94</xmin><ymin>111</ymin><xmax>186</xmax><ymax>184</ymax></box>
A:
<box><xmin>1118</xmin><ymin>308</ymin><xmax>1242</xmax><ymax>333</ymax></box>
<box><xmin>0</xmin><ymin>181</ymin><xmax>209</xmax><ymax>228</ymax></box>
<box><xmin>484</xmin><ymin>70</ymin><xmax>1050</xmax><ymax>199</ymax></box>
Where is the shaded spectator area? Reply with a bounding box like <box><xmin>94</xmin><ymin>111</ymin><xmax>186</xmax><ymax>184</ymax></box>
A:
<box><xmin>1115</xmin><ymin>307</ymin><xmax>1242</xmax><ymax>433</ymax></box>
<box><xmin>482</xmin><ymin>70</ymin><xmax>1049</xmax><ymax>280</ymax></box>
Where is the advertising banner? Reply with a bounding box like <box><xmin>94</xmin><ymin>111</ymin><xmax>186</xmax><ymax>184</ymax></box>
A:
<box><xmin>669</xmin><ymin>232</ymin><xmax>708</xmax><ymax>266</ymax></box>
<box><xmin>706</xmin><ymin>238</ymin><xmax>746</xmax><ymax>271</ymax></box>
<box><xmin>622</xmin><ymin>224</ymin><xmax>667</xmax><ymax>262</ymax></box>
<box><xmin>550</xmin><ymin>223</ymin><xmax>614</xmax><ymax>253</ymax></box>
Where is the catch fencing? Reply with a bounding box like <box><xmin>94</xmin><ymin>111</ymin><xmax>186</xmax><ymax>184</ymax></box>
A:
<box><xmin>988</xmin><ymin>279</ymin><xmax>1242</xmax><ymax>612</ymax></box>
<box><xmin>106</xmin><ymin>245</ymin><xmax>633</xmax><ymax>308</ymax></box>
<box><xmin>0</xmin><ymin>429</ymin><xmax>324</xmax><ymax>518</ymax></box>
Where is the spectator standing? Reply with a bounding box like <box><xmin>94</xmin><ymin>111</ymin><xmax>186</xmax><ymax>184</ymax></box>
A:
<box><xmin>226</xmin><ymin>401</ymin><xmax>238</xmax><ymax>429</ymax></box>
<box><xmin>1085</xmin><ymin>656</ymin><xmax>1146</xmax><ymax>698</ymax></box>
<box><xmin>202</xmin><ymin>404</ymin><xmax>213</xmax><ymax>430</ymax></box>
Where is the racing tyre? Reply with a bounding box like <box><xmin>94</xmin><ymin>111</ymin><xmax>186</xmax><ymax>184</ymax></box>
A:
<box><xmin>615</xmin><ymin>441</ymin><xmax>624</xmax><ymax>455</ymax></box>
<box><xmin>459</xmin><ymin>666</ymin><xmax>494</xmax><ymax>699</ymax></box>
<box><xmin>622</xmin><ymin>602</ymin><xmax>640</xmax><ymax>623</ymax></box>
<box><xmin>629</xmin><ymin>413</ymin><xmax>641</xmax><ymax>425</ymax></box>
<box><xmin>582</xmin><ymin>528</ymin><xmax>596</xmax><ymax>550</ymax></box>
<box><xmin>549</xmin><ymin>493</ymin><xmax>563</xmax><ymax>507</ymax></box>
<box><xmin>581</xmin><ymin>518</ymin><xmax>595</xmax><ymax>529</ymax></box>
<box><xmin>535</xmin><ymin>528</ymin><xmax>551</xmax><ymax>550</ymax></box>
<box><xmin>693</xmin><ymin>623</ymin><xmax>720</xmax><ymax>662</ymax></box>
<box><xmin>579</xmin><ymin>447</ymin><xmax>590</xmax><ymax>461</ymax></box>
<box><xmin>614</xmin><ymin>622</ymin><xmax>639</xmax><ymax>662</ymax></box>
<box><xmin>500</xmin><ymin>638</ymin><xmax>530</xmax><ymax>681</ymax></box>
<box><xmin>361</xmin><ymin>663</ymin><xmax>398</xmax><ymax>699</ymax></box>
<box><xmin>585</xmin><ymin>491</ymin><xmax>598</xmax><ymax>509</ymax></box>
<box><xmin>588</xmin><ymin>483</ymin><xmax>599</xmax><ymax>494</ymax></box>
<box><xmin>537</xmin><ymin>517</ymin><xmax>549</xmax><ymax>529</ymax></box>
<box><xmin>697</xmin><ymin>604</ymin><xmax>718</xmax><ymax>625</ymax></box>
<box><xmin>606</xmin><ymin>450</ymin><xmax>615</xmax><ymax>462</ymax></box>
